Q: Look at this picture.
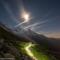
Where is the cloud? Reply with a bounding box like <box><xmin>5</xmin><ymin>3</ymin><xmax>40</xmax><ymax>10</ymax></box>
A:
<box><xmin>24</xmin><ymin>20</ymin><xmax>48</xmax><ymax>30</ymax></box>
<box><xmin>24</xmin><ymin>23</ymin><xmax>40</xmax><ymax>29</ymax></box>
<box><xmin>15</xmin><ymin>21</ymin><xmax>25</xmax><ymax>27</ymax></box>
<box><xmin>38</xmin><ymin>31</ymin><xmax>60</xmax><ymax>38</ymax></box>
<box><xmin>45</xmin><ymin>32</ymin><xmax>60</xmax><ymax>38</ymax></box>
<box><xmin>1</xmin><ymin>1</ymin><xmax>19</xmax><ymax>23</ymax></box>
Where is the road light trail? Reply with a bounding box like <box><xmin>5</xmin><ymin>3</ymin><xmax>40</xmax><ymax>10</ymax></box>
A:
<box><xmin>24</xmin><ymin>43</ymin><xmax>37</xmax><ymax>60</ymax></box>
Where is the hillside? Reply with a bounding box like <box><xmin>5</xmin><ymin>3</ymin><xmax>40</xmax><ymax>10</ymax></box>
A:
<box><xmin>0</xmin><ymin>23</ymin><xmax>60</xmax><ymax>60</ymax></box>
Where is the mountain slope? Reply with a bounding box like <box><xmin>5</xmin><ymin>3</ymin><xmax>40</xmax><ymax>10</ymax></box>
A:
<box><xmin>0</xmin><ymin>23</ymin><xmax>60</xmax><ymax>60</ymax></box>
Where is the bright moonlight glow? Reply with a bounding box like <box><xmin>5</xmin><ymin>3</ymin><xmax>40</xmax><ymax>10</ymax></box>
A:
<box><xmin>21</xmin><ymin>11</ymin><xmax>30</xmax><ymax>22</ymax></box>
<box><xmin>23</xmin><ymin>13</ymin><xmax>29</xmax><ymax>22</ymax></box>
<box><xmin>14</xmin><ymin>10</ymin><xmax>30</xmax><ymax>27</ymax></box>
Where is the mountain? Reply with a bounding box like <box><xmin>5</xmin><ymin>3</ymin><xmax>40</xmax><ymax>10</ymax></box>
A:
<box><xmin>0</xmin><ymin>23</ymin><xmax>33</xmax><ymax>60</ymax></box>
<box><xmin>0</xmin><ymin>23</ymin><xmax>60</xmax><ymax>60</ymax></box>
<box><xmin>22</xmin><ymin>29</ymin><xmax>60</xmax><ymax>60</ymax></box>
<box><xmin>15</xmin><ymin>27</ymin><xmax>60</xmax><ymax>60</ymax></box>
<box><xmin>15</xmin><ymin>28</ymin><xmax>60</xmax><ymax>50</ymax></box>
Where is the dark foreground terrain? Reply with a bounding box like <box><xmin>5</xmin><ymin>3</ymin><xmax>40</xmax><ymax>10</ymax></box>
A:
<box><xmin>0</xmin><ymin>23</ymin><xmax>60</xmax><ymax>60</ymax></box>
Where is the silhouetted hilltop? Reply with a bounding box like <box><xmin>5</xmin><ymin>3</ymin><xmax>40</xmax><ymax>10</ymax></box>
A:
<box><xmin>0</xmin><ymin>23</ymin><xmax>33</xmax><ymax>60</ymax></box>
<box><xmin>0</xmin><ymin>23</ymin><xmax>60</xmax><ymax>60</ymax></box>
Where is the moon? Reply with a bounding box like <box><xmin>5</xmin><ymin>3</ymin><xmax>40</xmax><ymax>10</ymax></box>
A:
<box><xmin>21</xmin><ymin>10</ymin><xmax>30</xmax><ymax>22</ymax></box>
<box><xmin>14</xmin><ymin>10</ymin><xmax>30</xmax><ymax>27</ymax></box>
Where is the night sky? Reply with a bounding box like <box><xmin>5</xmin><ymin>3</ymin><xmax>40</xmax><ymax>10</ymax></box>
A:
<box><xmin>0</xmin><ymin>0</ymin><xmax>60</xmax><ymax>38</ymax></box>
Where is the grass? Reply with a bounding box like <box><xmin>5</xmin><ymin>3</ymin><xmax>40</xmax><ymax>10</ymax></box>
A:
<box><xmin>18</xmin><ymin>42</ymin><xmax>56</xmax><ymax>60</ymax></box>
<box><xmin>31</xmin><ymin>46</ymin><xmax>49</xmax><ymax>60</ymax></box>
